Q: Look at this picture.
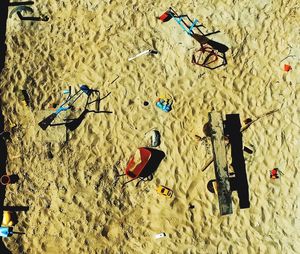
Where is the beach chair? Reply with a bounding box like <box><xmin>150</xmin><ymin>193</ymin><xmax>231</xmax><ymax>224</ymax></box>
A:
<box><xmin>117</xmin><ymin>147</ymin><xmax>153</xmax><ymax>187</ymax></box>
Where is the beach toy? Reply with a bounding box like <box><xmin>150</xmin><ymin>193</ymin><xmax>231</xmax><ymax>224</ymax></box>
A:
<box><xmin>154</xmin><ymin>233</ymin><xmax>166</xmax><ymax>239</ymax></box>
<box><xmin>155</xmin><ymin>98</ymin><xmax>172</xmax><ymax>112</ymax></box>
<box><xmin>284</xmin><ymin>64</ymin><xmax>292</xmax><ymax>72</ymax></box>
<box><xmin>2</xmin><ymin>211</ymin><xmax>14</xmax><ymax>227</ymax></box>
<box><xmin>0</xmin><ymin>175</ymin><xmax>11</xmax><ymax>185</ymax></box>
<box><xmin>0</xmin><ymin>227</ymin><xmax>13</xmax><ymax>238</ymax></box>
<box><xmin>0</xmin><ymin>226</ymin><xmax>24</xmax><ymax>237</ymax></box>
<box><xmin>270</xmin><ymin>168</ymin><xmax>281</xmax><ymax>179</ymax></box>
<box><xmin>156</xmin><ymin>185</ymin><xmax>173</xmax><ymax>198</ymax></box>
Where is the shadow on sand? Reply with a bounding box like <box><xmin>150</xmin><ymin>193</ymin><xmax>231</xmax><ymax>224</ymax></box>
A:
<box><xmin>138</xmin><ymin>148</ymin><xmax>165</xmax><ymax>179</ymax></box>
<box><xmin>224</xmin><ymin>114</ymin><xmax>250</xmax><ymax>209</ymax></box>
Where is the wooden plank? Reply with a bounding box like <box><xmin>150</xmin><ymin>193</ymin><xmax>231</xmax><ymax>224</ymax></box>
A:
<box><xmin>209</xmin><ymin>112</ymin><xmax>233</xmax><ymax>215</ymax></box>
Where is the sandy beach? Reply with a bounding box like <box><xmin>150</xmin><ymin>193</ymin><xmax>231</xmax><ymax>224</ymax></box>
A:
<box><xmin>0</xmin><ymin>0</ymin><xmax>299</xmax><ymax>253</ymax></box>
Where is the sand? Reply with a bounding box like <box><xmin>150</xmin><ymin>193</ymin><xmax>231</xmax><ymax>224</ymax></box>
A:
<box><xmin>0</xmin><ymin>0</ymin><xmax>299</xmax><ymax>253</ymax></box>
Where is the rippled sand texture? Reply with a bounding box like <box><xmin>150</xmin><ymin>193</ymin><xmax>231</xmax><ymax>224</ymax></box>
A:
<box><xmin>0</xmin><ymin>0</ymin><xmax>299</xmax><ymax>253</ymax></box>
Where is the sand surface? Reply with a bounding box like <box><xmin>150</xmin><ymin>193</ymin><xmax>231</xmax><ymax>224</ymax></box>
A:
<box><xmin>0</xmin><ymin>0</ymin><xmax>300</xmax><ymax>253</ymax></box>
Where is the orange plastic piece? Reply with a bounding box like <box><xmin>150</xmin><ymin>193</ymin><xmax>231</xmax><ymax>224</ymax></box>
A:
<box><xmin>159</xmin><ymin>12</ymin><xmax>170</xmax><ymax>22</ymax></box>
<box><xmin>284</xmin><ymin>64</ymin><xmax>292</xmax><ymax>72</ymax></box>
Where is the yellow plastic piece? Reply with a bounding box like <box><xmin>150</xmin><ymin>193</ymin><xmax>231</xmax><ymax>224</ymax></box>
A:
<box><xmin>156</xmin><ymin>185</ymin><xmax>173</xmax><ymax>198</ymax></box>
<box><xmin>2</xmin><ymin>211</ymin><xmax>14</xmax><ymax>227</ymax></box>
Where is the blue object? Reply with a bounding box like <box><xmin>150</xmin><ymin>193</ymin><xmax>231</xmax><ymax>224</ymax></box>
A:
<box><xmin>168</xmin><ymin>11</ymin><xmax>198</xmax><ymax>35</ymax></box>
<box><xmin>188</xmin><ymin>19</ymin><xmax>198</xmax><ymax>34</ymax></box>
<box><xmin>80</xmin><ymin>85</ymin><xmax>92</xmax><ymax>95</ymax></box>
<box><xmin>55</xmin><ymin>106</ymin><xmax>70</xmax><ymax>114</ymax></box>
<box><xmin>156</xmin><ymin>99</ymin><xmax>172</xmax><ymax>112</ymax></box>
<box><xmin>0</xmin><ymin>227</ymin><xmax>12</xmax><ymax>238</ymax></box>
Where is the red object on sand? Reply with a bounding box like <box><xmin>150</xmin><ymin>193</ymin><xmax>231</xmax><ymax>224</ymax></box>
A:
<box><xmin>284</xmin><ymin>64</ymin><xmax>292</xmax><ymax>72</ymax></box>
<box><xmin>270</xmin><ymin>168</ymin><xmax>279</xmax><ymax>179</ymax></box>
<box><xmin>125</xmin><ymin>148</ymin><xmax>152</xmax><ymax>179</ymax></box>
<box><xmin>159</xmin><ymin>11</ymin><xmax>171</xmax><ymax>22</ymax></box>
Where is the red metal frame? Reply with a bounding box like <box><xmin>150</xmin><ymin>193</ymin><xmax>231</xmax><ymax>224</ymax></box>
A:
<box><xmin>125</xmin><ymin>148</ymin><xmax>152</xmax><ymax>179</ymax></box>
<box><xmin>192</xmin><ymin>44</ymin><xmax>219</xmax><ymax>68</ymax></box>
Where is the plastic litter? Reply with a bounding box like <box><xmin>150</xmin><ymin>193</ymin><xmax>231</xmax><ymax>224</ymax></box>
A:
<box><xmin>284</xmin><ymin>64</ymin><xmax>292</xmax><ymax>72</ymax></box>
<box><xmin>270</xmin><ymin>168</ymin><xmax>282</xmax><ymax>179</ymax></box>
<box><xmin>154</xmin><ymin>232</ymin><xmax>166</xmax><ymax>239</ymax></box>
<box><xmin>156</xmin><ymin>98</ymin><xmax>172</xmax><ymax>112</ymax></box>
<box><xmin>128</xmin><ymin>49</ymin><xmax>158</xmax><ymax>61</ymax></box>
<box><xmin>0</xmin><ymin>227</ymin><xmax>13</xmax><ymax>238</ymax></box>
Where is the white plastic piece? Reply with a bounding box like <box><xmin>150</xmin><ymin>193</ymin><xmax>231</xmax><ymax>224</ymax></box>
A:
<box><xmin>154</xmin><ymin>232</ymin><xmax>166</xmax><ymax>239</ymax></box>
<box><xmin>128</xmin><ymin>50</ymin><xmax>151</xmax><ymax>61</ymax></box>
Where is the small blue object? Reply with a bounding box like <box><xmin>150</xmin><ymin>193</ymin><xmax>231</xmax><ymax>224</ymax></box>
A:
<box><xmin>0</xmin><ymin>227</ymin><xmax>13</xmax><ymax>238</ymax></box>
<box><xmin>80</xmin><ymin>85</ymin><xmax>92</xmax><ymax>95</ymax></box>
<box><xmin>156</xmin><ymin>99</ymin><xmax>172</xmax><ymax>112</ymax></box>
